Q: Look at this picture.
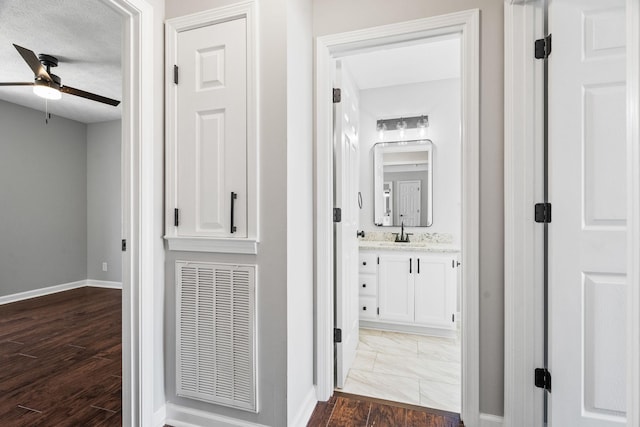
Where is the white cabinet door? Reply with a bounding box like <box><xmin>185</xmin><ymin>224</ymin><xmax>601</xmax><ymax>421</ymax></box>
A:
<box><xmin>378</xmin><ymin>254</ymin><xmax>413</xmax><ymax>323</ymax></box>
<box><xmin>414</xmin><ymin>255</ymin><xmax>456</xmax><ymax>329</ymax></box>
<box><xmin>176</xmin><ymin>17</ymin><xmax>247</xmax><ymax>238</ymax></box>
<box><xmin>548</xmin><ymin>0</ymin><xmax>627</xmax><ymax>425</ymax></box>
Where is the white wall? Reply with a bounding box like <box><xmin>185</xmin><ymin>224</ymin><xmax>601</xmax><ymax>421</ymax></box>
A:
<box><xmin>358</xmin><ymin>79</ymin><xmax>461</xmax><ymax>244</ymax></box>
<box><xmin>0</xmin><ymin>100</ymin><xmax>87</xmax><ymax>297</ymax></box>
<box><xmin>314</xmin><ymin>0</ymin><xmax>505</xmax><ymax>416</ymax></box>
<box><xmin>87</xmin><ymin>120</ymin><xmax>121</xmax><ymax>283</ymax></box>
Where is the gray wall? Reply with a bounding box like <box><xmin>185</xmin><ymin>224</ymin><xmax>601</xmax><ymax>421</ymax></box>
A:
<box><xmin>0</xmin><ymin>100</ymin><xmax>87</xmax><ymax>297</ymax></box>
<box><xmin>313</xmin><ymin>0</ymin><xmax>505</xmax><ymax>416</ymax></box>
<box><xmin>87</xmin><ymin>120</ymin><xmax>121</xmax><ymax>283</ymax></box>
<box><xmin>286</xmin><ymin>0</ymin><xmax>315</xmax><ymax>421</ymax></box>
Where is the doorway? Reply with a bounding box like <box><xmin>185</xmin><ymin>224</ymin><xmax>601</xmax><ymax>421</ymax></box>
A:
<box><xmin>333</xmin><ymin>35</ymin><xmax>463</xmax><ymax>413</ymax></box>
<box><xmin>315</xmin><ymin>9</ymin><xmax>480</xmax><ymax>425</ymax></box>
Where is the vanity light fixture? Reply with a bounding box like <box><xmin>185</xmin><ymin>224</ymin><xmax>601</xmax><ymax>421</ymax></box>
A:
<box><xmin>376</xmin><ymin>114</ymin><xmax>429</xmax><ymax>139</ymax></box>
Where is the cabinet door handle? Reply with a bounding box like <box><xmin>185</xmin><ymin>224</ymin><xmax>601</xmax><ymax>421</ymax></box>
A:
<box><xmin>362</xmin><ymin>283</ymin><xmax>366</xmax><ymax>288</ymax></box>
<box><xmin>363</xmin><ymin>306</ymin><xmax>367</xmax><ymax>311</ymax></box>
<box><xmin>417</xmin><ymin>258</ymin><xmax>420</xmax><ymax>274</ymax></box>
<box><xmin>363</xmin><ymin>261</ymin><xmax>367</xmax><ymax>266</ymax></box>
<box><xmin>410</xmin><ymin>258</ymin><xmax>412</xmax><ymax>274</ymax></box>
<box><xmin>230</xmin><ymin>192</ymin><xmax>238</xmax><ymax>233</ymax></box>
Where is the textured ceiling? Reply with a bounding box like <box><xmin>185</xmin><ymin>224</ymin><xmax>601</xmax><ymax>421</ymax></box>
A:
<box><xmin>343</xmin><ymin>36</ymin><xmax>461</xmax><ymax>90</ymax></box>
<box><xmin>0</xmin><ymin>0</ymin><xmax>122</xmax><ymax>123</ymax></box>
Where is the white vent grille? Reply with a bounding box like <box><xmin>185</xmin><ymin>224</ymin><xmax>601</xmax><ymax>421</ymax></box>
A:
<box><xmin>176</xmin><ymin>261</ymin><xmax>257</xmax><ymax>412</ymax></box>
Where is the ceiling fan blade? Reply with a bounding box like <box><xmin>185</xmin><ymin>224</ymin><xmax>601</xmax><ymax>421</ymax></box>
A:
<box><xmin>0</xmin><ymin>82</ymin><xmax>35</xmax><ymax>86</ymax></box>
<box><xmin>60</xmin><ymin>86</ymin><xmax>120</xmax><ymax>106</ymax></box>
<box><xmin>13</xmin><ymin>44</ymin><xmax>51</xmax><ymax>81</ymax></box>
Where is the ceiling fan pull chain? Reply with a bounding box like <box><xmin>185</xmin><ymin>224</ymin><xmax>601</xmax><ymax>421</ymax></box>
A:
<box><xmin>44</xmin><ymin>100</ymin><xmax>52</xmax><ymax>125</ymax></box>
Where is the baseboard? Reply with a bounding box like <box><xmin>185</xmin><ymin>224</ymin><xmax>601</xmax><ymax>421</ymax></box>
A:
<box><xmin>0</xmin><ymin>280</ymin><xmax>87</xmax><ymax>305</ymax></box>
<box><xmin>165</xmin><ymin>403</ymin><xmax>269</xmax><ymax>427</ymax></box>
<box><xmin>479</xmin><ymin>413</ymin><xmax>504</xmax><ymax>427</ymax></box>
<box><xmin>289</xmin><ymin>387</ymin><xmax>317</xmax><ymax>427</ymax></box>
<box><xmin>0</xmin><ymin>279</ymin><xmax>123</xmax><ymax>305</ymax></box>
<box><xmin>154</xmin><ymin>404</ymin><xmax>167</xmax><ymax>427</ymax></box>
<box><xmin>86</xmin><ymin>280</ymin><xmax>123</xmax><ymax>289</ymax></box>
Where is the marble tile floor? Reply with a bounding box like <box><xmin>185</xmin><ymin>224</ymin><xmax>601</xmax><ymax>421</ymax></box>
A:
<box><xmin>341</xmin><ymin>328</ymin><xmax>461</xmax><ymax>413</ymax></box>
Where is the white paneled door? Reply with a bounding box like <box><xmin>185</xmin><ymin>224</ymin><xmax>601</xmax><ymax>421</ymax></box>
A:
<box><xmin>334</xmin><ymin>61</ymin><xmax>360</xmax><ymax>389</ymax></box>
<box><xmin>176</xmin><ymin>17</ymin><xmax>247</xmax><ymax>238</ymax></box>
<box><xmin>548</xmin><ymin>0</ymin><xmax>627</xmax><ymax>425</ymax></box>
<box><xmin>397</xmin><ymin>180</ymin><xmax>421</xmax><ymax>226</ymax></box>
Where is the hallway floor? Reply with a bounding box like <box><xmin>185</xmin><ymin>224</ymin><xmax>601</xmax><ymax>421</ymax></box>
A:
<box><xmin>341</xmin><ymin>328</ymin><xmax>461</xmax><ymax>413</ymax></box>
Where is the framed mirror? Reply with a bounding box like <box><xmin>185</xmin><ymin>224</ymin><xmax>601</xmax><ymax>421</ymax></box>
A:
<box><xmin>373</xmin><ymin>139</ymin><xmax>433</xmax><ymax>227</ymax></box>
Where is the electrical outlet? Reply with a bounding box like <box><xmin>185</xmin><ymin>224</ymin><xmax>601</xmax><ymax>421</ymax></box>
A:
<box><xmin>102</xmin><ymin>262</ymin><xmax>108</xmax><ymax>272</ymax></box>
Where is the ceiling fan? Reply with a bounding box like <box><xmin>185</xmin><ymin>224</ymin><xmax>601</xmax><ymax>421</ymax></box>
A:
<box><xmin>0</xmin><ymin>44</ymin><xmax>120</xmax><ymax>106</ymax></box>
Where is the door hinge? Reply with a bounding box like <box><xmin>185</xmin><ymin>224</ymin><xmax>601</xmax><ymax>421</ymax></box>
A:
<box><xmin>535</xmin><ymin>202</ymin><xmax>552</xmax><ymax>223</ymax></box>
<box><xmin>174</xmin><ymin>208</ymin><xmax>179</xmax><ymax>227</ymax></box>
<box><xmin>174</xmin><ymin>65</ymin><xmax>179</xmax><ymax>84</ymax></box>
<box><xmin>333</xmin><ymin>88</ymin><xmax>341</xmax><ymax>103</ymax></box>
<box><xmin>535</xmin><ymin>368</ymin><xmax>551</xmax><ymax>391</ymax></box>
<box><xmin>121</xmin><ymin>239</ymin><xmax>127</xmax><ymax>252</ymax></box>
<box><xmin>535</xmin><ymin>34</ymin><xmax>552</xmax><ymax>59</ymax></box>
<box><xmin>334</xmin><ymin>328</ymin><xmax>342</xmax><ymax>343</ymax></box>
<box><xmin>377</xmin><ymin>307</ymin><xmax>379</xmax><ymax>315</ymax></box>
<box><xmin>377</xmin><ymin>257</ymin><xmax>379</xmax><ymax>265</ymax></box>
<box><xmin>333</xmin><ymin>207</ymin><xmax>342</xmax><ymax>223</ymax></box>
<box><xmin>452</xmin><ymin>313</ymin><xmax>455</xmax><ymax>322</ymax></box>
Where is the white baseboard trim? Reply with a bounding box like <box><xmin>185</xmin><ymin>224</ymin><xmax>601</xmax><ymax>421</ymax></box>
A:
<box><xmin>165</xmin><ymin>403</ymin><xmax>269</xmax><ymax>427</ymax></box>
<box><xmin>154</xmin><ymin>404</ymin><xmax>167</xmax><ymax>427</ymax></box>
<box><xmin>0</xmin><ymin>280</ymin><xmax>87</xmax><ymax>305</ymax></box>
<box><xmin>0</xmin><ymin>279</ymin><xmax>123</xmax><ymax>305</ymax></box>
<box><xmin>289</xmin><ymin>387</ymin><xmax>317</xmax><ymax>427</ymax></box>
<box><xmin>479</xmin><ymin>413</ymin><xmax>504</xmax><ymax>427</ymax></box>
<box><xmin>86</xmin><ymin>280</ymin><xmax>123</xmax><ymax>289</ymax></box>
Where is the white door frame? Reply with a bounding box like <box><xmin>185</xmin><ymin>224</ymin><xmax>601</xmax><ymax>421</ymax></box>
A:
<box><xmin>503</xmin><ymin>0</ymin><xmax>640</xmax><ymax>425</ymax></box>
<box><xmin>314</xmin><ymin>9</ymin><xmax>480</xmax><ymax>424</ymax></box>
<box><xmin>101</xmin><ymin>0</ymin><xmax>157</xmax><ymax>425</ymax></box>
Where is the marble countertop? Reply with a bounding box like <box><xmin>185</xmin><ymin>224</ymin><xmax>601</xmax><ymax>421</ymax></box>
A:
<box><xmin>359</xmin><ymin>240</ymin><xmax>460</xmax><ymax>253</ymax></box>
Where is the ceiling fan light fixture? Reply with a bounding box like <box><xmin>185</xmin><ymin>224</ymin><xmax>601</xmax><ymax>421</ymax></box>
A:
<box><xmin>33</xmin><ymin>81</ymin><xmax>61</xmax><ymax>100</ymax></box>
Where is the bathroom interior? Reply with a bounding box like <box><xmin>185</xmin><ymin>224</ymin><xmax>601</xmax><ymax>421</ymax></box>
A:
<box><xmin>335</xmin><ymin>33</ymin><xmax>463</xmax><ymax>414</ymax></box>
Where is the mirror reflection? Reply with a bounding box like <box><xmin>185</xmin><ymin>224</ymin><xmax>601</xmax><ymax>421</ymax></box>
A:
<box><xmin>373</xmin><ymin>139</ymin><xmax>433</xmax><ymax>227</ymax></box>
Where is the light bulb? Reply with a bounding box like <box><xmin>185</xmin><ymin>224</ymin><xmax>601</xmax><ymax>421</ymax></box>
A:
<box><xmin>417</xmin><ymin>115</ymin><xmax>428</xmax><ymax>137</ymax></box>
<box><xmin>376</xmin><ymin>122</ymin><xmax>387</xmax><ymax>140</ymax></box>
<box><xmin>396</xmin><ymin>118</ymin><xmax>407</xmax><ymax>138</ymax></box>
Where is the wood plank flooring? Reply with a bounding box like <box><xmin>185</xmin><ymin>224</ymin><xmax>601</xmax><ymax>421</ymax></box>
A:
<box><xmin>0</xmin><ymin>287</ymin><xmax>122</xmax><ymax>426</ymax></box>
<box><xmin>307</xmin><ymin>392</ymin><xmax>463</xmax><ymax>427</ymax></box>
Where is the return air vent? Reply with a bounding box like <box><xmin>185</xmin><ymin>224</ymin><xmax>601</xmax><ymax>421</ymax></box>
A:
<box><xmin>176</xmin><ymin>261</ymin><xmax>257</xmax><ymax>412</ymax></box>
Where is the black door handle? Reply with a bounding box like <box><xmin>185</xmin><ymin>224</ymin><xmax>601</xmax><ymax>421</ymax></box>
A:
<box><xmin>230</xmin><ymin>192</ymin><xmax>238</xmax><ymax>233</ymax></box>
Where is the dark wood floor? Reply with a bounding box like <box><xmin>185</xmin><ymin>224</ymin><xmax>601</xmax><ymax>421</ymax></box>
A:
<box><xmin>307</xmin><ymin>392</ymin><xmax>463</xmax><ymax>427</ymax></box>
<box><xmin>0</xmin><ymin>287</ymin><xmax>122</xmax><ymax>426</ymax></box>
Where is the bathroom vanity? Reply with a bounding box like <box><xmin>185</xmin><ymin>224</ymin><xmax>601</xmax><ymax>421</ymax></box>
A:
<box><xmin>358</xmin><ymin>241</ymin><xmax>459</xmax><ymax>337</ymax></box>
